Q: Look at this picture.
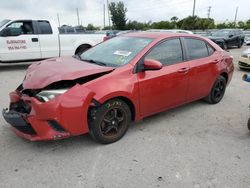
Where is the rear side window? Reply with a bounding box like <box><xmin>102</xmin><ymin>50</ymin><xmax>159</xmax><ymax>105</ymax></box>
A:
<box><xmin>185</xmin><ymin>38</ymin><xmax>210</xmax><ymax>60</ymax></box>
<box><xmin>207</xmin><ymin>44</ymin><xmax>215</xmax><ymax>55</ymax></box>
<box><xmin>37</xmin><ymin>21</ymin><xmax>52</xmax><ymax>34</ymax></box>
<box><xmin>145</xmin><ymin>38</ymin><xmax>183</xmax><ymax>66</ymax></box>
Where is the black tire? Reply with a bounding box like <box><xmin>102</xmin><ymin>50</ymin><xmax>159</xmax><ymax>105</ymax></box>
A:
<box><xmin>248</xmin><ymin>118</ymin><xmax>250</xmax><ymax>131</ymax></box>
<box><xmin>88</xmin><ymin>99</ymin><xmax>131</xmax><ymax>144</ymax></box>
<box><xmin>238</xmin><ymin>40</ymin><xmax>242</xmax><ymax>48</ymax></box>
<box><xmin>222</xmin><ymin>42</ymin><xmax>228</xmax><ymax>50</ymax></box>
<box><xmin>204</xmin><ymin>76</ymin><xmax>227</xmax><ymax>104</ymax></box>
<box><xmin>75</xmin><ymin>45</ymin><xmax>91</xmax><ymax>55</ymax></box>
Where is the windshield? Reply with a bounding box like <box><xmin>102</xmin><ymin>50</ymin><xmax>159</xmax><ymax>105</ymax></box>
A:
<box><xmin>212</xmin><ymin>30</ymin><xmax>230</xmax><ymax>37</ymax></box>
<box><xmin>80</xmin><ymin>36</ymin><xmax>153</xmax><ymax>67</ymax></box>
<box><xmin>0</xmin><ymin>19</ymin><xmax>10</xmax><ymax>28</ymax></box>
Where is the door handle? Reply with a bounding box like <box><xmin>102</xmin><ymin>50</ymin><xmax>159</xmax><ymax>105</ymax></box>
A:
<box><xmin>211</xmin><ymin>59</ymin><xmax>220</xmax><ymax>64</ymax></box>
<box><xmin>178</xmin><ymin>67</ymin><xmax>190</xmax><ymax>73</ymax></box>
<box><xmin>32</xmin><ymin>38</ymin><xmax>39</xmax><ymax>42</ymax></box>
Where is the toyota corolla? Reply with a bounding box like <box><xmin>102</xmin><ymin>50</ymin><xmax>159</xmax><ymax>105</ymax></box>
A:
<box><xmin>2</xmin><ymin>32</ymin><xmax>234</xmax><ymax>144</ymax></box>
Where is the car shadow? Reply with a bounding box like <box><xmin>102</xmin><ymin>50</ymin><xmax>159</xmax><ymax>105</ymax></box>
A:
<box><xmin>129</xmin><ymin>100</ymin><xmax>204</xmax><ymax>132</ymax></box>
<box><xmin>18</xmin><ymin>100</ymin><xmax>204</xmax><ymax>152</ymax></box>
<box><xmin>0</xmin><ymin>63</ymin><xmax>31</xmax><ymax>71</ymax></box>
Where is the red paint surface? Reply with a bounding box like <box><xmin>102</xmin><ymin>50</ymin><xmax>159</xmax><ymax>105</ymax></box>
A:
<box><xmin>6</xmin><ymin>33</ymin><xmax>234</xmax><ymax>141</ymax></box>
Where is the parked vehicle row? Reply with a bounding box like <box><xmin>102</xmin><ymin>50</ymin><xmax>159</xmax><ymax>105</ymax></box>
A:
<box><xmin>0</xmin><ymin>19</ymin><xmax>105</xmax><ymax>62</ymax></box>
<box><xmin>208</xmin><ymin>29</ymin><xmax>245</xmax><ymax>50</ymax></box>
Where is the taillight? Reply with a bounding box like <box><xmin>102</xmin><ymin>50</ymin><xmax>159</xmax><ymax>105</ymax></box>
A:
<box><xmin>103</xmin><ymin>36</ymin><xmax>109</xmax><ymax>41</ymax></box>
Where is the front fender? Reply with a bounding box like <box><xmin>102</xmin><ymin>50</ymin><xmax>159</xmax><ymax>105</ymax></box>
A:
<box><xmin>31</xmin><ymin>84</ymin><xmax>95</xmax><ymax>135</ymax></box>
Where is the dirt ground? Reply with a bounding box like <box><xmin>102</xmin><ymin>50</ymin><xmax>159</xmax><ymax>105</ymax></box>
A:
<box><xmin>0</xmin><ymin>46</ymin><xmax>250</xmax><ymax>188</ymax></box>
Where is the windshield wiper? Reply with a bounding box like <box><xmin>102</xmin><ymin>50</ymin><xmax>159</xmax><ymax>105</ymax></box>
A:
<box><xmin>81</xmin><ymin>59</ymin><xmax>107</xmax><ymax>66</ymax></box>
<box><xmin>72</xmin><ymin>54</ymin><xmax>82</xmax><ymax>60</ymax></box>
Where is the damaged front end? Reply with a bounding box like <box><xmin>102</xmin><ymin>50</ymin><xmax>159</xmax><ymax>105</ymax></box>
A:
<box><xmin>2</xmin><ymin>80</ymin><xmax>99</xmax><ymax>141</ymax></box>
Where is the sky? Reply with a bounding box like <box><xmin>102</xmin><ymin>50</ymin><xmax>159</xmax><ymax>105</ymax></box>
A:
<box><xmin>0</xmin><ymin>0</ymin><xmax>249</xmax><ymax>27</ymax></box>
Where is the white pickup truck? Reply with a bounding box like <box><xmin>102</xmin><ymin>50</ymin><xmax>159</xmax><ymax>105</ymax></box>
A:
<box><xmin>0</xmin><ymin>19</ymin><xmax>106</xmax><ymax>62</ymax></box>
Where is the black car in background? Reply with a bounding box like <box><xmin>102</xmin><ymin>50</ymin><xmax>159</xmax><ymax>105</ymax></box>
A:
<box><xmin>209</xmin><ymin>29</ymin><xmax>245</xmax><ymax>49</ymax></box>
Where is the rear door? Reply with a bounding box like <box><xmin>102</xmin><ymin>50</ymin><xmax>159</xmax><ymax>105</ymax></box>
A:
<box><xmin>138</xmin><ymin>38</ymin><xmax>189</xmax><ymax>117</ymax></box>
<box><xmin>0</xmin><ymin>20</ymin><xmax>41</xmax><ymax>61</ymax></box>
<box><xmin>36</xmin><ymin>20</ymin><xmax>59</xmax><ymax>58</ymax></box>
<box><xmin>183</xmin><ymin>37</ymin><xmax>219</xmax><ymax>101</ymax></box>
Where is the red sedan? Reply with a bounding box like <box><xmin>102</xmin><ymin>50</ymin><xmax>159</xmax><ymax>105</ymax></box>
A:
<box><xmin>3</xmin><ymin>32</ymin><xmax>234</xmax><ymax>144</ymax></box>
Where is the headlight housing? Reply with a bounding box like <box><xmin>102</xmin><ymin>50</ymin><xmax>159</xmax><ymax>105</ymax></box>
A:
<box><xmin>36</xmin><ymin>89</ymin><xmax>68</xmax><ymax>102</ymax></box>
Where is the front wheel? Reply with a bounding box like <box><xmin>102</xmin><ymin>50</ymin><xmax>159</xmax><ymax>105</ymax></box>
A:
<box><xmin>204</xmin><ymin>76</ymin><xmax>227</xmax><ymax>104</ymax></box>
<box><xmin>88</xmin><ymin>99</ymin><xmax>131</xmax><ymax>144</ymax></box>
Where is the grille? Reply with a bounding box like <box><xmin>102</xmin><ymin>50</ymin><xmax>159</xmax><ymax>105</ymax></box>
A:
<box><xmin>13</xmin><ymin>124</ymin><xmax>36</xmax><ymax>135</ymax></box>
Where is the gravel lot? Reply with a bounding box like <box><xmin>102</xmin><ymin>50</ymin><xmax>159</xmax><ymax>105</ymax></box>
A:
<box><xmin>0</xmin><ymin>46</ymin><xmax>250</xmax><ymax>188</ymax></box>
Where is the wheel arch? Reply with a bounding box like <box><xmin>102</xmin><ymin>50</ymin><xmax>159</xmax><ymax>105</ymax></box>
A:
<box><xmin>95</xmin><ymin>94</ymin><xmax>137</xmax><ymax>122</ymax></box>
<box><xmin>220</xmin><ymin>72</ymin><xmax>228</xmax><ymax>83</ymax></box>
<box><xmin>75</xmin><ymin>44</ymin><xmax>92</xmax><ymax>55</ymax></box>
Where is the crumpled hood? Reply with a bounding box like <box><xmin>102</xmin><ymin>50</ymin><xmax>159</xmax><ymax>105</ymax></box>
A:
<box><xmin>23</xmin><ymin>56</ymin><xmax>114</xmax><ymax>89</ymax></box>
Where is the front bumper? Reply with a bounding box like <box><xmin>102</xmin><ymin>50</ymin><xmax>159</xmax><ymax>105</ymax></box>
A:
<box><xmin>239</xmin><ymin>56</ymin><xmax>250</xmax><ymax>69</ymax></box>
<box><xmin>2</xmin><ymin>85</ymin><xmax>95</xmax><ymax>141</ymax></box>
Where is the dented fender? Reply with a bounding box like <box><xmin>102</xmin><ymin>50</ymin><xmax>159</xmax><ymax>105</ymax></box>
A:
<box><xmin>30</xmin><ymin>84</ymin><xmax>95</xmax><ymax>135</ymax></box>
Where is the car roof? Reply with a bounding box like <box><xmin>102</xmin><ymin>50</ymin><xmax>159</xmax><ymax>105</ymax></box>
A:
<box><xmin>122</xmin><ymin>31</ymin><xmax>195</xmax><ymax>39</ymax></box>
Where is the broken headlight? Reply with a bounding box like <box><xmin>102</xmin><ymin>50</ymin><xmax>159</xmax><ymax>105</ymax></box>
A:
<box><xmin>36</xmin><ymin>89</ymin><xmax>68</xmax><ymax>102</ymax></box>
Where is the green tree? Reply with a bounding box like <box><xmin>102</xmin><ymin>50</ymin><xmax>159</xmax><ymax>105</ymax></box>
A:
<box><xmin>237</xmin><ymin>21</ymin><xmax>245</xmax><ymax>28</ymax></box>
<box><xmin>151</xmin><ymin>21</ymin><xmax>174</xmax><ymax>29</ymax></box>
<box><xmin>86</xmin><ymin>24</ymin><xmax>98</xmax><ymax>30</ymax></box>
<box><xmin>109</xmin><ymin>1</ymin><xmax>127</xmax><ymax>30</ymax></box>
<box><xmin>126</xmin><ymin>20</ymin><xmax>150</xmax><ymax>30</ymax></box>
<box><xmin>178</xmin><ymin>16</ymin><xmax>199</xmax><ymax>30</ymax></box>
<box><xmin>170</xmin><ymin>16</ymin><xmax>178</xmax><ymax>29</ymax></box>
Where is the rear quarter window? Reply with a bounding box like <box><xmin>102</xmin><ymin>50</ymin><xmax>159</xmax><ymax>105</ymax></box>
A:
<box><xmin>207</xmin><ymin>44</ymin><xmax>215</xmax><ymax>56</ymax></box>
<box><xmin>37</xmin><ymin>21</ymin><xmax>53</xmax><ymax>34</ymax></box>
<box><xmin>185</xmin><ymin>38</ymin><xmax>209</xmax><ymax>60</ymax></box>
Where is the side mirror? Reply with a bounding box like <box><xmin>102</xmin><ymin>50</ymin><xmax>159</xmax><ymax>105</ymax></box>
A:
<box><xmin>0</xmin><ymin>27</ymin><xmax>21</xmax><ymax>37</ymax></box>
<box><xmin>144</xmin><ymin>59</ymin><xmax>162</xmax><ymax>71</ymax></box>
<box><xmin>229</xmin><ymin>34</ymin><xmax>233</xmax><ymax>38</ymax></box>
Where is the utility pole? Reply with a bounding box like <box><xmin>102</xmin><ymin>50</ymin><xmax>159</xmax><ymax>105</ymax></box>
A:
<box><xmin>76</xmin><ymin>8</ymin><xmax>80</xmax><ymax>26</ymax></box>
<box><xmin>192</xmin><ymin>0</ymin><xmax>196</xmax><ymax>17</ymax></box>
<box><xmin>207</xmin><ymin>6</ymin><xmax>211</xmax><ymax>19</ymax></box>
<box><xmin>107</xmin><ymin>0</ymin><xmax>111</xmax><ymax>29</ymax></box>
<box><xmin>57</xmin><ymin>13</ymin><xmax>60</xmax><ymax>27</ymax></box>
<box><xmin>103</xmin><ymin>4</ymin><xmax>106</xmax><ymax>29</ymax></box>
<box><xmin>234</xmin><ymin>6</ymin><xmax>238</xmax><ymax>27</ymax></box>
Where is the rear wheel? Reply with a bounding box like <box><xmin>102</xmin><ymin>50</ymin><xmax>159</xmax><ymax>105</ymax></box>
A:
<box><xmin>88</xmin><ymin>99</ymin><xmax>131</xmax><ymax>144</ymax></box>
<box><xmin>204</xmin><ymin>76</ymin><xmax>227</xmax><ymax>104</ymax></box>
<box><xmin>238</xmin><ymin>40</ymin><xmax>242</xmax><ymax>48</ymax></box>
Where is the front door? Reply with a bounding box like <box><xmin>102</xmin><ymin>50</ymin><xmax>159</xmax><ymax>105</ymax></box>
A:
<box><xmin>0</xmin><ymin>20</ymin><xmax>41</xmax><ymax>62</ymax></box>
<box><xmin>138</xmin><ymin>38</ymin><xmax>189</xmax><ymax>117</ymax></box>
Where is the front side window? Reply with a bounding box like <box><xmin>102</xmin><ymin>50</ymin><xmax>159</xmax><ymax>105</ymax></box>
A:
<box><xmin>7</xmin><ymin>21</ymin><xmax>34</xmax><ymax>35</ymax></box>
<box><xmin>80</xmin><ymin>36</ymin><xmax>153</xmax><ymax>67</ymax></box>
<box><xmin>185</xmin><ymin>38</ymin><xmax>209</xmax><ymax>60</ymax></box>
<box><xmin>145</xmin><ymin>38</ymin><xmax>183</xmax><ymax>66</ymax></box>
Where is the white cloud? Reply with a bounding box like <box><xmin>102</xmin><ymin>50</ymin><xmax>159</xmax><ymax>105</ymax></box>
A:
<box><xmin>0</xmin><ymin>0</ymin><xmax>249</xmax><ymax>27</ymax></box>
